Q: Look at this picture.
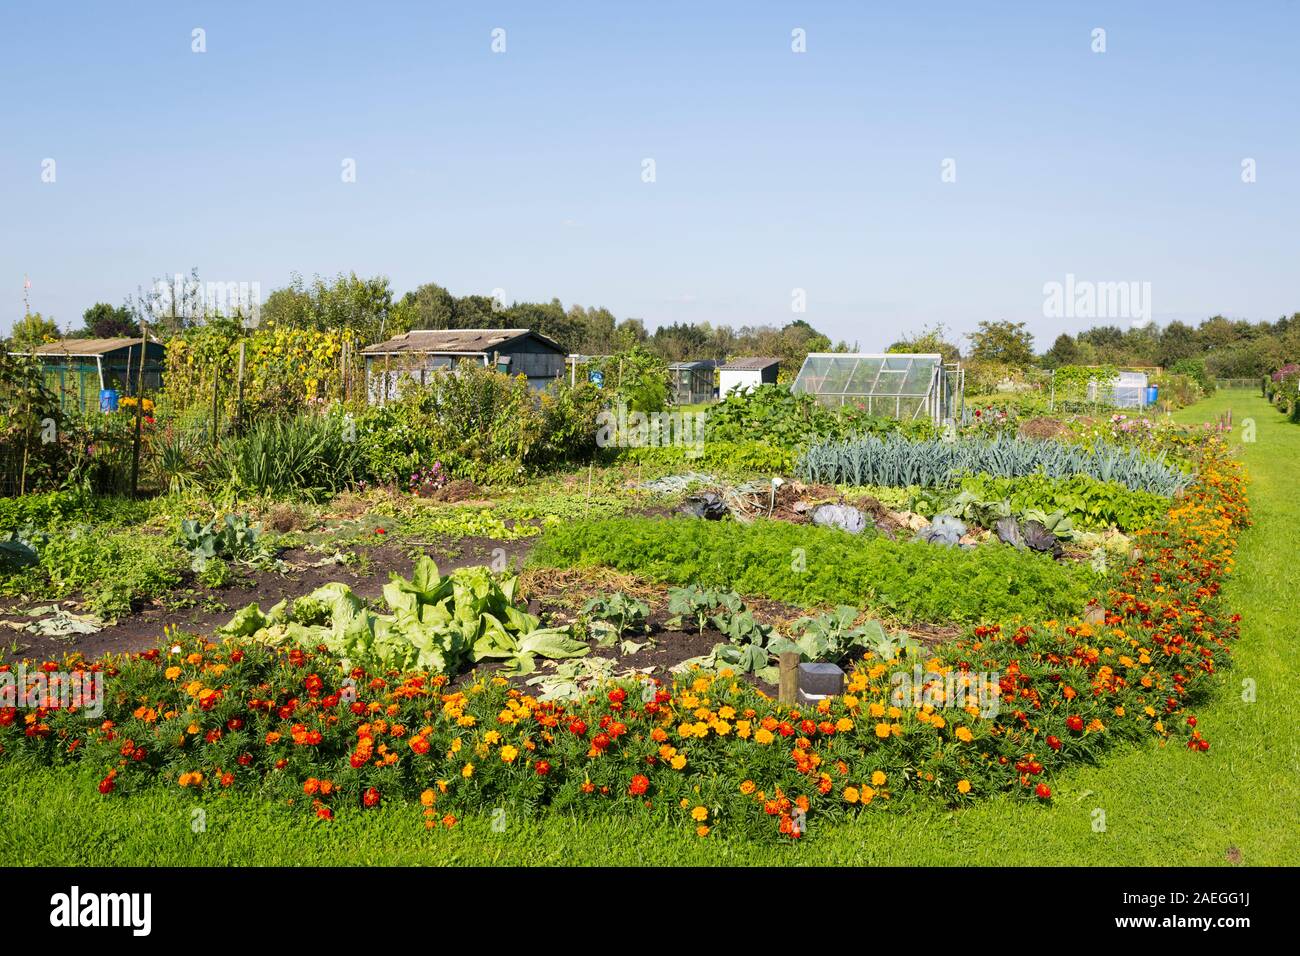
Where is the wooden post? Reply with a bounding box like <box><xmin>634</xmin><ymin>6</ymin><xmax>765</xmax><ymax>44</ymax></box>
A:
<box><xmin>236</xmin><ymin>340</ymin><xmax>246</xmax><ymax>429</ymax></box>
<box><xmin>210</xmin><ymin>363</ymin><xmax>220</xmax><ymax>452</ymax></box>
<box><xmin>129</xmin><ymin>322</ymin><xmax>148</xmax><ymax>497</ymax></box>
<box><xmin>778</xmin><ymin>652</ymin><xmax>800</xmax><ymax>706</ymax></box>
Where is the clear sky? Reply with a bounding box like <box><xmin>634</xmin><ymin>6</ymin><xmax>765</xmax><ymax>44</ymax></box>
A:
<box><xmin>2</xmin><ymin>0</ymin><xmax>1296</xmax><ymax>350</ymax></box>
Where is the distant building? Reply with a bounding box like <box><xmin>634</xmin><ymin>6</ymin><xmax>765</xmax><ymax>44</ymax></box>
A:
<box><xmin>11</xmin><ymin>337</ymin><xmax>165</xmax><ymax>415</ymax></box>
<box><xmin>719</xmin><ymin>357</ymin><xmax>780</xmax><ymax>396</ymax></box>
<box><xmin>667</xmin><ymin>360</ymin><xmax>718</xmax><ymax>404</ymax></box>
<box><xmin>361</xmin><ymin>328</ymin><xmax>566</xmax><ymax>403</ymax></box>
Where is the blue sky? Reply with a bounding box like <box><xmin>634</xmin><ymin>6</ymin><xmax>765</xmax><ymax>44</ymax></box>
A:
<box><xmin>2</xmin><ymin>0</ymin><xmax>1297</xmax><ymax>350</ymax></box>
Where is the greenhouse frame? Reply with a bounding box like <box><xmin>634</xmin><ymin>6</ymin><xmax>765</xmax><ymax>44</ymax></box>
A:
<box><xmin>791</xmin><ymin>352</ymin><xmax>963</xmax><ymax>424</ymax></box>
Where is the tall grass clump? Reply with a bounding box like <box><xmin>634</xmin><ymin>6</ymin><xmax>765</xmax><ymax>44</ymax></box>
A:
<box><xmin>213</xmin><ymin>412</ymin><xmax>364</xmax><ymax>501</ymax></box>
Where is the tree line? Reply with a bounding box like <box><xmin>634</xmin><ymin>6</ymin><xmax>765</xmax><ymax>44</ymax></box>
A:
<box><xmin>8</xmin><ymin>269</ymin><xmax>1298</xmax><ymax>379</ymax></box>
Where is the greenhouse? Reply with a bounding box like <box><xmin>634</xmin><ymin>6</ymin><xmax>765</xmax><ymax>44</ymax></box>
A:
<box><xmin>791</xmin><ymin>352</ymin><xmax>962</xmax><ymax>423</ymax></box>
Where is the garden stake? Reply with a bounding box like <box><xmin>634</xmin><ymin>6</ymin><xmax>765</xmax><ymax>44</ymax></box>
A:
<box><xmin>778</xmin><ymin>651</ymin><xmax>799</xmax><ymax>706</ymax></box>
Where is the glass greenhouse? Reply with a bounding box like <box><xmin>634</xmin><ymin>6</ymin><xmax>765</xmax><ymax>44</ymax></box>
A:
<box><xmin>791</xmin><ymin>353</ymin><xmax>962</xmax><ymax>423</ymax></box>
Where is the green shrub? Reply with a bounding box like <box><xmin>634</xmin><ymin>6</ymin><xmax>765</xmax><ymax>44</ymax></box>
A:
<box><xmin>25</xmin><ymin>528</ymin><xmax>184</xmax><ymax>616</ymax></box>
<box><xmin>358</xmin><ymin>364</ymin><xmax>602</xmax><ymax>486</ymax></box>
<box><xmin>528</xmin><ymin>516</ymin><xmax>1098</xmax><ymax>624</ymax></box>
<box><xmin>0</xmin><ymin>490</ymin><xmax>148</xmax><ymax>534</ymax></box>
<box><xmin>619</xmin><ymin>439</ymin><xmax>794</xmax><ymax>475</ymax></box>
<box><xmin>705</xmin><ymin>384</ymin><xmax>937</xmax><ymax>449</ymax></box>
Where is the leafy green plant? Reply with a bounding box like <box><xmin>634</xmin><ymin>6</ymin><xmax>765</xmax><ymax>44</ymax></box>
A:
<box><xmin>179</xmin><ymin>513</ymin><xmax>271</xmax><ymax>571</ymax></box>
<box><xmin>954</xmin><ymin>473</ymin><xmax>1167</xmax><ymax>532</ymax></box>
<box><xmin>581</xmin><ymin>591</ymin><xmax>650</xmax><ymax>644</ymax></box>
<box><xmin>666</xmin><ymin>585</ymin><xmax>742</xmax><ymax>635</ymax></box>
<box><xmin>220</xmin><ymin>556</ymin><xmax>588</xmax><ymax>676</ymax></box>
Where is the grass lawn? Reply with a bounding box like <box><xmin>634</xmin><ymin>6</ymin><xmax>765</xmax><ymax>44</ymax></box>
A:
<box><xmin>2</xmin><ymin>390</ymin><xmax>1295</xmax><ymax>866</ymax></box>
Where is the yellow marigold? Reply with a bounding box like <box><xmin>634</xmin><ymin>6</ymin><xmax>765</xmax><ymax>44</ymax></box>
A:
<box><xmin>420</xmin><ymin>789</ymin><xmax>436</xmax><ymax>807</ymax></box>
<box><xmin>843</xmin><ymin>786</ymin><xmax>860</xmax><ymax>804</ymax></box>
<box><xmin>671</xmin><ymin>754</ymin><xmax>687</xmax><ymax>770</ymax></box>
<box><xmin>483</xmin><ymin>730</ymin><xmax>501</xmax><ymax>745</ymax></box>
<box><xmin>868</xmin><ymin>702</ymin><xmax>885</xmax><ymax>718</ymax></box>
<box><xmin>754</xmin><ymin>728</ymin><xmax>775</xmax><ymax>745</ymax></box>
<box><xmin>739</xmin><ymin>779</ymin><xmax>756</xmax><ymax>795</ymax></box>
<box><xmin>835</xmin><ymin>717</ymin><xmax>854</xmax><ymax>733</ymax></box>
<box><xmin>500</xmin><ymin>745</ymin><xmax>519</xmax><ymax>763</ymax></box>
<box><xmin>691</xmin><ymin>806</ymin><xmax>708</xmax><ymax>822</ymax></box>
<box><xmin>874</xmin><ymin>722</ymin><xmax>891</xmax><ymax>739</ymax></box>
<box><xmin>955</xmin><ymin>726</ymin><xmax>974</xmax><ymax>743</ymax></box>
<box><xmin>871</xmin><ymin>770</ymin><xmax>887</xmax><ymax>786</ymax></box>
<box><xmin>164</xmin><ymin>666</ymin><xmax>182</xmax><ymax>681</ymax></box>
<box><xmin>957</xmin><ymin>779</ymin><xmax>971</xmax><ymax>794</ymax></box>
<box><xmin>461</xmin><ymin>762</ymin><xmax>474</xmax><ymax>778</ymax></box>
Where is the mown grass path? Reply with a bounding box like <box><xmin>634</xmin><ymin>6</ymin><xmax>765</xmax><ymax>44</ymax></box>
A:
<box><xmin>1</xmin><ymin>390</ymin><xmax>1294</xmax><ymax>865</ymax></box>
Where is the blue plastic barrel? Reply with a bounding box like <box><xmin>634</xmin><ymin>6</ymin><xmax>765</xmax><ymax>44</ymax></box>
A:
<box><xmin>1144</xmin><ymin>386</ymin><xmax>1159</xmax><ymax>406</ymax></box>
<box><xmin>99</xmin><ymin>388</ymin><xmax>119</xmax><ymax>412</ymax></box>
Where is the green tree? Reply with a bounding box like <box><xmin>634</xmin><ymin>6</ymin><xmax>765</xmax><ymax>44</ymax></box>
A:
<box><xmin>887</xmin><ymin>323</ymin><xmax>961</xmax><ymax>363</ymax></box>
<box><xmin>261</xmin><ymin>272</ymin><xmax>407</xmax><ymax>344</ymax></box>
<box><xmin>967</xmin><ymin>320</ymin><xmax>1035</xmax><ymax>367</ymax></box>
<box><xmin>1042</xmin><ymin>333</ymin><xmax>1082</xmax><ymax>369</ymax></box>
<box><xmin>8</xmin><ymin>312</ymin><xmax>61</xmax><ymax>351</ymax></box>
<box><xmin>78</xmin><ymin>302</ymin><xmax>139</xmax><ymax>339</ymax></box>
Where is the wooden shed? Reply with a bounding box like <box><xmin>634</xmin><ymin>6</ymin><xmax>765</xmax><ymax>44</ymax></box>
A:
<box><xmin>668</xmin><ymin>360</ymin><xmax>718</xmax><ymax>405</ymax></box>
<box><xmin>12</xmin><ymin>337</ymin><xmax>165</xmax><ymax>415</ymax></box>
<box><xmin>361</xmin><ymin>328</ymin><xmax>567</xmax><ymax>403</ymax></box>
<box><xmin>719</xmin><ymin>357</ymin><xmax>780</xmax><ymax>396</ymax></box>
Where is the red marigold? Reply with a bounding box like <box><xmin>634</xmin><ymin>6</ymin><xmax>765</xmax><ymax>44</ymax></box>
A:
<box><xmin>628</xmin><ymin>774</ymin><xmax>650</xmax><ymax>796</ymax></box>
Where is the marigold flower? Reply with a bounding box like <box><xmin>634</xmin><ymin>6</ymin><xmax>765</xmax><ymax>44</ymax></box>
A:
<box><xmin>843</xmin><ymin>787</ymin><xmax>860</xmax><ymax>804</ymax></box>
<box><xmin>691</xmin><ymin>806</ymin><xmax>708</xmax><ymax>822</ymax></box>
<box><xmin>957</xmin><ymin>779</ymin><xmax>971</xmax><ymax>794</ymax></box>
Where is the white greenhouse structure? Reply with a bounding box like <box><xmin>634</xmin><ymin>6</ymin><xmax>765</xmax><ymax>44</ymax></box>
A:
<box><xmin>791</xmin><ymin>353</ymin><xmax>963</xmax><ymax>424</ymax></box>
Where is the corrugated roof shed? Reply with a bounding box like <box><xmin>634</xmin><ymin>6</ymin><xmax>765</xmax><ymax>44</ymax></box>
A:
<box><xmin>21</xmin><ymin>337</ymin><xmax>151</xmax><ymax>356</ymax></box>
<box><xmin>720</xmin><ymin>357</ymin><xmax>780</xmax><ymax>371</ymax></box>
<box><xmin>361</xmin><ymin>328</ymin><xmax>562</xmax><ymax>355</ymax></box>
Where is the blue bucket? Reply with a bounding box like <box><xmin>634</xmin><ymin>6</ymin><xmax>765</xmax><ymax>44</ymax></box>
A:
<box><xmin>99</xmin><ymin>388</ymin><xmax>119</xmax><ymax>412</ymax></box>
<box><xmin>1144</xmin><ymin>386</ymin><xmax>1159</xmax><ymax>406</ymax></box>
